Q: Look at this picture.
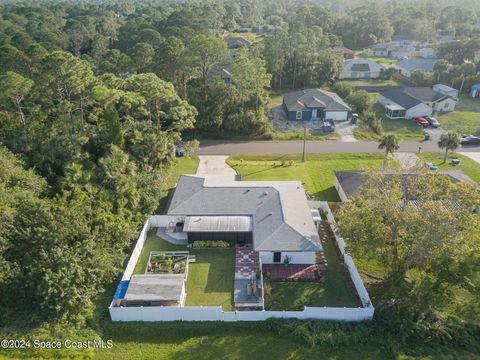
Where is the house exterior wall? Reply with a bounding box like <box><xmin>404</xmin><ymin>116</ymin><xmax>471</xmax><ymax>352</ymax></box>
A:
<box><xmin>339</xmin><ymin>70</ymin><xmax>380</xmax><ymax>79</ymax></box>
<box><xmin>405</xmin><ymin>103</ymin><xmax>432</xmax><ymax>119</ymax></box>
<box><xmin>325</xmin><ymin>110</ymin><xmax>349</xmax><ymax>121</ymax></box>
<box><xmin>259</xmin><ymin>251</ymin><xmax>316</xmax><ymax>265</ymax></box>
<box><xmin>435</xmin><ymin>97</ymin><xmax>456</xmax><ymax>113</ymax></box>
<box><xmin>334</xmin><ymin>178</ymin><xmax>349</xmax><ymax>202</ymax></box>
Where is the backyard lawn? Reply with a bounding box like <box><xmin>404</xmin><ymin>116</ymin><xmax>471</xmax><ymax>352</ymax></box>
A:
<box><xmin>265</xmin><ymin>221</ymin><xmax>360</xmax><ymax>310</ymax></box>
<box><xmin>417</xmin><ymin>152</ymin><xmax>480</xmax><ymax>183</ymax></box>
<box><xmin>227</xmin><ymin>153</ymin><xmax>387</xmax><ymax>201</ymax></box>
<box><xmin>134</xmin><ymin>229</ymin><xmax>235</xmax><ymax>310</ymax></box>
<box><xmin>438</xmin><ymin>95</ymin><xmax>480</xmax><ymax>135</ymax></box>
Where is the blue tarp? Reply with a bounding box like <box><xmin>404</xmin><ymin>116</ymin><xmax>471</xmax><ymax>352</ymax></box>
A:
<box><xmin>113</xmin><ymin>280</ymin><xmax>130</xmax><ymax>299</ymax></box>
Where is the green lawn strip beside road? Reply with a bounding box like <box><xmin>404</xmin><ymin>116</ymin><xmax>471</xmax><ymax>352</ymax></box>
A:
<box><xmin>438</xmin><ymin>95</ymin><xmax>480</xmax><ymax>135</ymax></box>
<box><xmin>134</xmin><ymin>230</ymin><xmax>235</xmax><ymax>310</ymax></box>
<box><xmin>417</xmin><ymin>152</ymin><xmax>480</xmax><ymax>183</ymax></box>
<box><xmin>228</xmin><ymin>153</ymin><xmax>387</xmax><ymax>201</ymax></box>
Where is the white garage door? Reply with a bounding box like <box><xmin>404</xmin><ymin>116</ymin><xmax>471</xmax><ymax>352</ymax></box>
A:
<box><xmin>325</xmin><ymin>111</ymin><xmax>348</xmax><ymax>121</ymax></box>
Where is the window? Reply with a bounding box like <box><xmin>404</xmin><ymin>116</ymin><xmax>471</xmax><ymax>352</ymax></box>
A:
<box><xmin>273</xmin><ymin>252</ymin><xmax>281</xmax><ymax>263</ymax></box>
<box><xmin>296</xmin><ymin>111</ymin><xmax>302</xmax><ymax>120</ymax></box>
<box><xmin>444</xmin><ymin>102</ymin><xmax>449</xmax><ymax>109</ymax></box>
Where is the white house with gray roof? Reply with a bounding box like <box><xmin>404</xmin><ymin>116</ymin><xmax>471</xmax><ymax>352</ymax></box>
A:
<box><xmin>379</xmin><ymin>86</ymin><xmax>456</xmax><ymax>119</ymax></box>
<box><xmin>396</xmin><ymin>59</ymin><xmax>439</xmax><ymax>77</ymax></box>
<box><xmin>339</xmin><ymin>59</ymin><xmax>384</xmax><ymax>79</ymax></box>
<box><xmin>165</xmin><ymin>174</ymin><xmax>322</xmax><ymax>265</ymax></box>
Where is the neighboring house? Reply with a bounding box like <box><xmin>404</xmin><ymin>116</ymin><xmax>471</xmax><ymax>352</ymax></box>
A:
<box><xmin>379</xmin><ymin>86</ymin><xmax>457</xmax><ymax>119</ymax></box>
<box><xmin>390</xmin><ymin>46</ymin><xmax>416</xmax><ymax>59</ymax></box>
<box><xmin>433</xmin><ymin>84</ymin><xmax>459</xmax><ymax>100</ymax></box>
<box><xmin>333</xmin><ymin>46</ymin><xmax>355</xmax><ymax>59</ymax></box>
<box><xmin>282</xmin><ymin>89</ymin><xmax>351</xmax><ymax>122</ymax></box>
<box><xmin>225</xmin><ymin>37</ymin><xmax>252</xmax><ymax>49</ymax></box>
<box><xmin>209</xmin><ymin>64</ymin><xmax>233</xmax><ymax>84</ymax></box>
<box><xmin>225</xmin><ymin>36</ymin><xmax>252</xmax><ymax>59</ymax></box>
<box><xmin>166</xmin><ymin>175</ymin><xmax>322</xmax><ymax>265</ymax></box>
<box><xmin>396</xmin><ymin>59</ymin><xmax>438</xmax><ymax>77</ymax></box>
<box><xmin>371</xmin><ymin>44</ymin><xmax>389</xmax><ymax>57</ymax></box>
<box><xmin>334</xmin><ymin>170</ymin><xmax>476</xmax><ymax>202</ymax></box>
<box><xmin>339</xmin><ymin>59</ymin><xmax>383</xmax><ymax>79</ymax></box>
<box><xmin>419</xmin><ymin>47</ymin><xmax>436</xmax><ymax>59</ymax></box>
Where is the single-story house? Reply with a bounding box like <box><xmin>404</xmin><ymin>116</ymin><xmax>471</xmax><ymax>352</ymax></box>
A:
<box><xmin>419</xmin><ymin>47</ymin><xmax>436</xmax><ymax>59</ymax></box>
<box><xmin>379</xmin><ymin>86</ymin><xmax>457</xmax><ymax>119</ymax></box>
<box><xmin>334</xmin><ymin>170</ymin><xmax>476</xmax><ymax>202</ymax></box>
<box><xmin>282</xmin><ymin>88</ymin><xmax>351</xmax><ymax>122</ymax></box>
<box><xmin>339</xmin><ymin>59</ymin><xmax>384</xmax><ymax>79</ymax></box>
<box><xmin>371</xmin><ymin>44</ymin><xmax>389</xmax><ymax>57</ymax></box>
<box><xmin>166</xmin><ymin>175</ymin><xmax>322</xmax><ymax>265</ymax></box>
<box><xmin>433</xmin><ymin>84</ymin><xmax>459</xmax><ymax>100</ymax></box>
<box><xmin>333</xmin><ymin>46</ymin><xmax>355</xmax><ymax>59</ymax></box>
<box><xmin>390</xmin><ymin>46</ymin><xmax>416</xmax><ymax>59</ymax></box>
<box><xmin>209</xmin><ymin>64</ymin><xmax>233</xmax><ymax>84</ymax></box>
<box><xmin>396</xmin><ymin>59</ymin><xmax>438</xmax><ymax>77</ymax></box>
<box><xmin>225</xmin><ymin>37</ymin><xmax>252</xmax><ymax>49</ymax></box>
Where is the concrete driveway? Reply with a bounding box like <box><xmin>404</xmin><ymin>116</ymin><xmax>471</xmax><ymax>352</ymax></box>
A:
<box><xmin>459</xmin><ymin>152</ymin><xmax>480</xmax><ymax>165</ymax></box>
<box><xmin>196</xmin><ymin>155</ymin><xmax>237</xmax><ymax>176</ymax></box>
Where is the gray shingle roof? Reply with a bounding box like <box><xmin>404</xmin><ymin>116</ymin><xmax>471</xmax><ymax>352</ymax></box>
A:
<box><xmin>397</xmin><ymin>59</ymin><xmax>438</xmax><ymax>73</ymax></box>
<box><xmin>283</xmin><ymin>89</ymin><xmax>350</xmax><ymax>112</ymax></box>
<box><xmin>167</xmin><ymin>175</ymin><xmax>322</xmax><ymax>252</ymax></box>
<box><xmin>225</xmin><ymin>37</ymin><xmax>252</xmax><ymax>49</ymax></box>
<box><xmin>379</xmin><ymin>87</ymin><xmax>449</xmax><ymax>109</ymax></box>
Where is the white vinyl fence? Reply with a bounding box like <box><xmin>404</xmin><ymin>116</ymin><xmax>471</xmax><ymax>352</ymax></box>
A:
<box><xmin>111</xmin><ymin>204</ymin><xmax>374</xmax><ymax>322</ymax></box>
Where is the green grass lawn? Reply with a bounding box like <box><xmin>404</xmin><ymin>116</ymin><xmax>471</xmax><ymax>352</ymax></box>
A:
<box><xmin>336</xmin><ymin>78</ymin><xmax>401</xmax><ymax>87</ymax></box>
<box><xmin>158</xmin><ymin>156</ymin><xmax>199</xmax><ymax>213</ymax></box>
<box><xmin>355</xmin><ymin>102</ymin><xmax>424</xmax><ymax>141</ymax></box>
<box><xmin>417</xmin><ymin>152</ymin><xmax>480</xmax><ymax>183</ymax></box>
<box><xmin>228</xmin><ymin>153</ymin><xmax>387</xmax><ymax>201</ymax></box>
<box><xmin>266</xmin><ymin>221</ymin><xmax>360</xmax><ymax>310</ymax></box>
<box><xmin>438</xmin><ymin>95</ymin><xmax>480</xmax><ymax>135</ymax></box>
<box><xmin>134</xmin><ymin>229</ymin><xmax>235</xmax><ymax>310</ymax></box>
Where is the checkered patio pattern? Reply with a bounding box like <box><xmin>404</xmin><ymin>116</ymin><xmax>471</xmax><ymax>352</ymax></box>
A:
<box><xmin>262</xmin><ymin>264</ymin><xmax>318</xmax><ymax>280</ymax></box>
<box><xmin>235</xmin><ymin>244</ymin><xmax>260</xmax><ymax>279</ymax></box>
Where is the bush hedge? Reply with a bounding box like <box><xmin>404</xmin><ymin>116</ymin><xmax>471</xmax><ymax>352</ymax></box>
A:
<box><xmin>192</xmin><ymin>240</ymin><xmax>231</xmax><ymax>248</ymax></box>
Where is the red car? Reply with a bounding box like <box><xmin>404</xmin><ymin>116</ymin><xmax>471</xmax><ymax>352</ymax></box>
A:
<box><xmin>413</xmin><ymin>117</ymin><xmax>430</xmax><ymax>127</ymax></box>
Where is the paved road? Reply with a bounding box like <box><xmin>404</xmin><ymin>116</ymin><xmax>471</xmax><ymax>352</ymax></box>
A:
<box><xmin>198</xmin><ymin>140</ymin><xmax>480</xmax><ymax>155</ymax></box>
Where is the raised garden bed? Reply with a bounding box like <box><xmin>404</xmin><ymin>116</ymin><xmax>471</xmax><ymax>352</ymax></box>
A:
<box><xmin>146</xmin><ymin>251</ymin><xmax>189</xmax><ymax>275</ymax></box>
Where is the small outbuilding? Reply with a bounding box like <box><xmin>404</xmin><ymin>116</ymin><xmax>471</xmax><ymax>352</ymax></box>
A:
<box><xmin>470</xmin><ymin>84</ymin><xmax>480</xmax><ymax>98</ymax></box>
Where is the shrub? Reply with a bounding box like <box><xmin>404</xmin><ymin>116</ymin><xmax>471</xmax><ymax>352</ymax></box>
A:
<box><xmin>331</xmin><ymin>81</ymin><xmax>353</xmax><ymax>99</ymax></box>
<box><xmin>192</xmin><ymin>240</ymin><xmax>230</xmax><ymax>248</ymax></box>
<box><xmin>361</xmin><ymin>111</ymin><xmax>383</xmax><ymax>135</ymax></box>
<box><xmin>346</xmin><ymin>90</ymin><xmax>374</xmax><ymax>115</ymax></box>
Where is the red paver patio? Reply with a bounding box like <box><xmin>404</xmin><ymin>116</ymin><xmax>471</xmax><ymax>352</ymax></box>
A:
<box><xmin>235</xmin><ymin>244</ymin><xmax>260</xmax><ymax>279</ymax></box>
<box><xmin>262</xmin><ymin>264</ymin><xmax>318</xmax><ymax>280</ymax></box>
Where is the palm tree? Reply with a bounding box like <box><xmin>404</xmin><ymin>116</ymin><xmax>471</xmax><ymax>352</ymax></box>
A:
<box><xmin>438</xmin><ymin>132</ymin><xmax>460</xmax><ymax>163</ymax></box>
<box><xmin>378</xmin><ymin>134</ymin><xmax>400</xmax><ymax>168</ymax></box>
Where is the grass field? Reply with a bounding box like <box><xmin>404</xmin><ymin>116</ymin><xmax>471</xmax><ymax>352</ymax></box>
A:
<box><xmin>355</xmin><ymin>102</ymin><xmax>425</xmax><ymax>141</ymax></box>
<box><xmin>266</xmin><ymin>221</ymin><xmax>360</xmax><ymax>310</ymax></box>
<box><xmin>134</xmin><ymin>230</ymin><xmax>235</xmax><ymax>310</ymax></box>
<box><xmin>417</xmin><ymin>152</ymin><xmax>480</xmax><ymax>183</ymax></box>
<box><xmin>228</xmin><ymin>153</ymin><xmax>387</xmax><ymax>201</ymax></box>
<box><xmin>335</xmin><ymin>78</ymin><xmax>401</xmax><ymax>87</ymax></box>
<box><xmin>158</xmin><ymin>156</ymin><xmax>199</xmax><ymax>212</ymax></box>
<box><xmin>438</xmin><ymin>95</ymin><xmax>480</xmax><ymax>135</ymax></box>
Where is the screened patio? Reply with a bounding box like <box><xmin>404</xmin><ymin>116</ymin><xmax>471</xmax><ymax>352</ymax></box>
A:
<box><xmin>384</xmin><ymin>104</ymin><xmax>406</xmax><ymax>119</ymax></box>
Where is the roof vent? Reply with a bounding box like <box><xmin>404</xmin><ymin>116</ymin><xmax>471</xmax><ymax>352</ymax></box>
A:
<box><xmin>263</xmin><ymin>191</ymin><xmax>268</xmax><ymax>196</ymax></box>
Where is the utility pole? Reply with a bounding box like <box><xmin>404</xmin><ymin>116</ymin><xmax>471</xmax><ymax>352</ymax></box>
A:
<box><xmin>302</xmin><ymin>121</ymin><xmax>307</xmax><ymax>162</ymax></box>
